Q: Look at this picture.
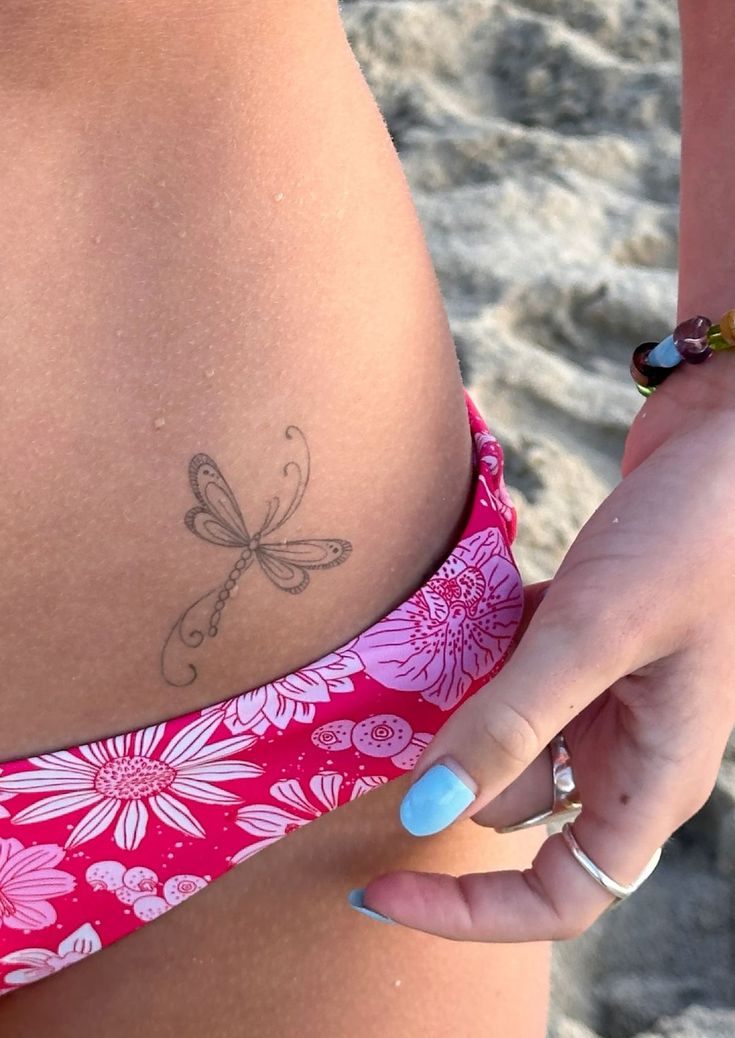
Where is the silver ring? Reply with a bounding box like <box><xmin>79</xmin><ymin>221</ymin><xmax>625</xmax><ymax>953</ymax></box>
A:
<box><xmin>495</xmin><ymin>733</ymin><xmax>582</xmax><ymax>833</ymax></box>
<box><xmin>561</xmin><ymin>822</ymin><xmax>663</xmax><ymax>901</ymax></box>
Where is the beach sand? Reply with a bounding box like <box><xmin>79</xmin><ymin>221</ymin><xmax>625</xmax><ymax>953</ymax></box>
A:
<box><xmin>340</xmin><ymin>1</ymin><xmax>734</xmax><ymax>1035</ymax></box>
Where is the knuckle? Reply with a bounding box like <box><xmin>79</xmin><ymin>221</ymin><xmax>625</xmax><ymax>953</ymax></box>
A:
<box><xmin>481</xmin><ymin>702</ymin><xmax>540</xmax><ymax>769</ymax></box>
<box><xmin>523</xmin><ymin>867</ymin><xmax>595</xmax><ymax>942</ymax></box>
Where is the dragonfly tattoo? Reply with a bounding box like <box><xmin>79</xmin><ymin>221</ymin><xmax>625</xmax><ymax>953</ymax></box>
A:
<box><xmin>160</xmin><ymin>425</ymin><xmax>352</xmax><ymax>687</ymax></box>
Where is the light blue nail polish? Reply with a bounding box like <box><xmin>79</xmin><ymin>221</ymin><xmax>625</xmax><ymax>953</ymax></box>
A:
<box><xmin>399</xmin><ymin>762</ymin><xmax>476</xmax><ymax>836</ymax></box>
<box><xmin>347</xmin><ymin>888</ymin><xmax>396</xmax><ymax>924</ymax></box>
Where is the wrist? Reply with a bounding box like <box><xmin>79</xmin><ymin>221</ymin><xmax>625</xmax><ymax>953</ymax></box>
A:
<box><xmin>622</xmin><ymin>348</ymin><xmax>735</xmax><ymax>477</ymax></box>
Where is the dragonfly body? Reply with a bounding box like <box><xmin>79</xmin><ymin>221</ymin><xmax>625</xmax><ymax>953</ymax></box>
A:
<box><xmin>209</xmin><ymin>548</ymin><xmax>256</xmax><ymax>637</ymax></box>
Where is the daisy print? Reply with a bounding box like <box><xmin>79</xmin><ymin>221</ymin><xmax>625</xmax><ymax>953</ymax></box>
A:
<box><xmin>0</xmin><ymin>771</ymin><xmax>13</xmax><ymax>821</ymax></box>
<box><xmin>0</xmin><ymin>713</ymin><xmax>263</xmax><ymax>851</ymax></box>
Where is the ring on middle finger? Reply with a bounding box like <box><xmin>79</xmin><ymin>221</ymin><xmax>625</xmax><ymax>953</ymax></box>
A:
<box><xmin>494</xmin><ymin>732</ymin><xmax>582</xmax><ymax>833</ymax></box>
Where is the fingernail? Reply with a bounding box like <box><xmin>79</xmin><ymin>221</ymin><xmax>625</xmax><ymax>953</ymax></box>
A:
<box><xmin>399</xmin><ymin>762</ymin><xmax>476</xmax><ymax>836</ymax></box>
<box><xmin>347</xmin><ymin>888</ymin><xmax>396</xmax><ymax>924</ymax></box>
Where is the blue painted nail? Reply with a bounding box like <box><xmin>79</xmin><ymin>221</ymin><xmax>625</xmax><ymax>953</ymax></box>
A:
<box><xmin>347</xmin><ymin>888</ymin><xmax>396</xmax><ymax>924</ymax></box>
<box><xmin>399</xmin><ymin>762</ymin><xmax>476</xmax><ymax>836</ymax></box>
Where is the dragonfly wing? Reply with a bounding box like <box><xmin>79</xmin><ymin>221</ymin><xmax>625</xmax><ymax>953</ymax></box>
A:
<box><xmin>185</xmin><ymin>506</ymin><xmax>247</xmax><ymax>547</ymax></box>
<box><xmin>257</xmin><ymin>539</ymin><xmax>352</xmax><ymax>593</ymax></box>
<box><xmin>187</xmin><ymin>454</ymin><xmax>250</xmax><ymax>544</ymax></box>
<box><xmin>257</xmin><ymin>551</ymin><xmax>309</xmax><ymax>594</ymax></box>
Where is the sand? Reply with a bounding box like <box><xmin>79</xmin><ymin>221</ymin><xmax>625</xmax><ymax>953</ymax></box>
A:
<box><xmin>339</xmin><ymin>1</ymin><xmax>734</xmax><ymax>1035</ymax></box>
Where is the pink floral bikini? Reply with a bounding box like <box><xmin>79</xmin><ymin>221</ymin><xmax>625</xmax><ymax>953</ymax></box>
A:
<box><xmin>0</xmin><ymin>390</ymin><xmax>522</xmax><ymax>995</ymax></box>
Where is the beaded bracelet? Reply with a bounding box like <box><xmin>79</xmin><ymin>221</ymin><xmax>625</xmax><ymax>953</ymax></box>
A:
<box><xmin>630</xmin><ymin>312</ymin><xmax>735</xmax><ymax>396</ymax></box>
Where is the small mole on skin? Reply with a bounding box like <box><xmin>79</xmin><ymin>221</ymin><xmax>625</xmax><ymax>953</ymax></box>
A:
<box><xmin>153</xmin><ymin>416</ymin><xmax>166</xmax><ymax>430</ymax></box>
<box><xmin>620</xmin><ymin>793</ymin><xmax>630</xmax><ymax>805</ymax></box>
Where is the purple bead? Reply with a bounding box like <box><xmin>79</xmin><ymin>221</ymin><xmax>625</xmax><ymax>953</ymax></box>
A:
<box><xmin>673</xmin><ymin>315</ymin><xmax>713</xmax><ymax>363</ymax></box>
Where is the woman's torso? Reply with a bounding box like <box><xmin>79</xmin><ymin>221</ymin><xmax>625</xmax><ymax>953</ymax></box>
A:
<box><xmin>0</xmin><ymin>4</ymin><xmax>550</xmax><ymax>1035</ymax></box>
<box><xmin>0</xmin><ymin>1</ymin><xmax>472</xmax><ymax>758</ymax></box>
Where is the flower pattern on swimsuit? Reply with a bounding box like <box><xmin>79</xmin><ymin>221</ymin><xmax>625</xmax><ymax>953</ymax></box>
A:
<box><xmin>0</xmin><ymin>923</ymin><xmax>101</xmax><ymax>986</ymax></box>
<box><xmin>0</xmin><ymin>714</ymin><xmax>263</xmax><ymax>851</ymax></box>
<box><xmin>0</xmin><ymin>772</ymin><xmax>13</xmax><ymax>822</ymax></box>
<box><xmin>0</xmin><ymin>838</ymin><xmax>75</xmax><ymax>931</ymax></box>
<box><xmin>232</xmin><ymin>772</ymin><xmax>387</xmax><ymax>864</ymax></box>
<box><xmin>473</xmin><ymin>430</ymin><xmax>517</xmax><ymax>538</ymax></box>
<box><xmin>86</xmin><ymin>862</ymin><xmax>209</xmax><ymax>923</ymax></box>
<box><xmin>311</xmin><ymin>714</ymin><xmax>433</xmax><ymax>770</ymax></box>
<box><xmin>204</xmin><ymin>647</ymin><xmax>364</xmax><ymax>737</ymax></box>
<box><xmin>354</xmin><ymin>527</ymin><xmax>523</xmax><ymax>710</ymax></box>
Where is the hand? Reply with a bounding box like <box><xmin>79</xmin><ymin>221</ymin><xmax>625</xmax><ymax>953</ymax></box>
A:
<box><xmin>351</xmin><ymin>362</ymin><xmax>735</xmax><ymax>941</ymax></box>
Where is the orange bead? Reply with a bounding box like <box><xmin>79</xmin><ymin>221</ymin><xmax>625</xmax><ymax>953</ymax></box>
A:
<box><xmin>718</xmin><ymin>309</ymin><xmax>735</xmax><ymax>346</ymax></box>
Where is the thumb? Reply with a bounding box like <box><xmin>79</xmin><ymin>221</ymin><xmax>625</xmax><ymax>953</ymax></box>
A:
<box><xmin>396</xmin><ymin>579</ymin><xmax>642</xmax><ymax>838</ymax></box>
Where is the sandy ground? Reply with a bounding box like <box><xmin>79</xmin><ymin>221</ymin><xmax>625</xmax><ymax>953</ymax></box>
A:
<box><xmin>340</xmin><ymin>1</ymin><xmax>734</xmax><ymax>1035</ymax></box>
